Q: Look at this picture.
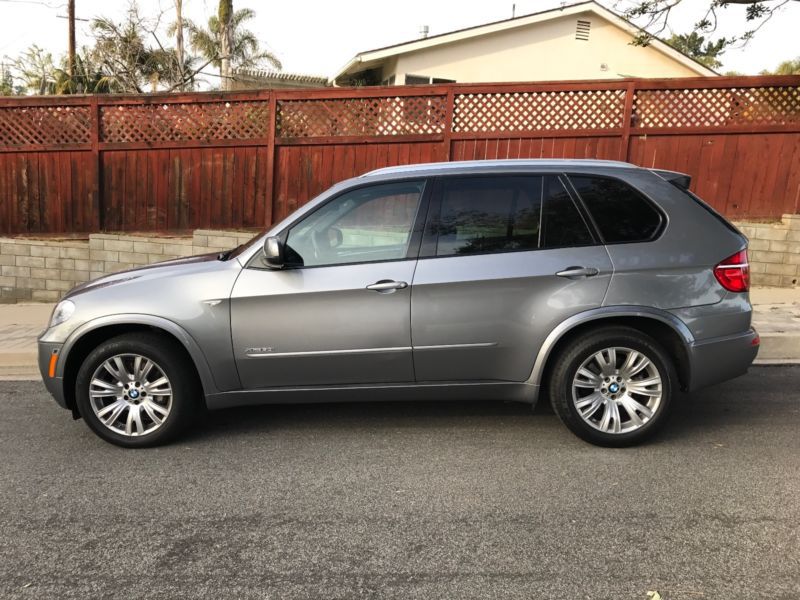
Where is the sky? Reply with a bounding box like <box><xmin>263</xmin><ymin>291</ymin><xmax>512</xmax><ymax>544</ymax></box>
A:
<box><xmin>0</xmin><ymin>0</ymin><xmax>798</xmax><ymax>83</ymax></box>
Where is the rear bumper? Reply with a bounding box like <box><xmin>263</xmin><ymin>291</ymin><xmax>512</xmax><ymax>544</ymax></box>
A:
<box><xmin>687</xmin><ymin>328</ymin><xmax>759</xmax><ymax>391</ymax></box>
<box><xmin>37</xmin><ymin>340</ymin><xmax>68</xmax><ymax>410</ymax></box>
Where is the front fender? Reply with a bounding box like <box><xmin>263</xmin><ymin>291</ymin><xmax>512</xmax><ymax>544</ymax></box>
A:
<box><xmin>527</xmin><ymin>305</ymin><xmax>695</xmax><ymax>386</ymax></box>
<box><xmin>57</xmin><ymin>314</ymin><xmax>221</xmax><ymax>397</ymax></box>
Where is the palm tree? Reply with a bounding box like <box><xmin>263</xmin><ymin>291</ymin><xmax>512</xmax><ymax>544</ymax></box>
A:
<box><xmin>773</xmin><ymin>58</ymin><xmax>800</xmax><ymax>75</ymax></box>
<box><xmin>52</xmin><ymin>50</ymin><xmax>117</xmax><ymax>94</ymax></box>
<box><xmin>12</xmin><ymin>45</ymin><xmax>57</xmax><ymax>94</ymax></box>
<box><xmin>186</xmin><ymin>4</ymin><xmax>281</xmax><ymax>91</ymax></box>
<box><xmin>92</xmin><ymin>8</ymin><xmax>199</xmax><ymax>93</ymax></box>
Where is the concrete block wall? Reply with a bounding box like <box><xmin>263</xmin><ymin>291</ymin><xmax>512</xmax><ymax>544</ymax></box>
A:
<box><xmin>0</xmin><ymin>239</ymin><xmax>91</xmax><ymax>302</ymax></box>
<box><xmin>0</xmin><ymin>229</ymin><xmax>257</xmax><ymax>303</ymax></box>
<box><xmin>2</xmin><ymin>217</ymin><xmax>800</xmax><ymax>303</ymax></box>
<box><xmin>733</xmin><ymin>215</ymin><xmax>800</xmax><ymax>288</ymax></box>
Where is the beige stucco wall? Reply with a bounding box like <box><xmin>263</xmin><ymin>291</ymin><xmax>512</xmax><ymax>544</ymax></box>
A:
<box><xmin>386</xmin><ymin>10</ymin><xmax>701</xmax><ymax>84</ymax></box>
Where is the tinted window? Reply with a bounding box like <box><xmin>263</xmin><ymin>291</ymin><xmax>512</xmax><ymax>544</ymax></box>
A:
<box><xmin>568</xmin><ymin>176</ymin><xmax>662</xmax><ymax>243</ymax></box>
<box><xmin>286</xmin><ymin>181</ymin><xmax>423</xmax><ymax>267</ymax></box>
<box><xmin>541</xmin><ymin>176</ymin><xmax>594</xmax><ymax>248</ymax></box>
<box><xmin>434</xmin><ymin>176</ymin><xmax>542</xmax><ymax>257</ymax></box>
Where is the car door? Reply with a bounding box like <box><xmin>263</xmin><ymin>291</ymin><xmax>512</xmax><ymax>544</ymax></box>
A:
<box><xmin>410</xmin><ymin>174</ymin><xmax>613</xmax><ymax>383</ymax></box>
<box><xmin>231</xmin><ymin>179</ymin><xmax>429</xmax><ymax>389</ymax></box>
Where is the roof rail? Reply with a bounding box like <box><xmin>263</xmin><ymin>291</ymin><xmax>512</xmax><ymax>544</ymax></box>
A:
<box><xmin>363</xmin><ymin>158</ymin><xmax>638</xmax><ymax>177</ymax></box>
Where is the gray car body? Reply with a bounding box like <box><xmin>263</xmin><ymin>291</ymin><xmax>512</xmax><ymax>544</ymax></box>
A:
<box><xmin>38</xmin><ymin>159</ymin><xmax>758</xmax><ymax>414</ymax></box>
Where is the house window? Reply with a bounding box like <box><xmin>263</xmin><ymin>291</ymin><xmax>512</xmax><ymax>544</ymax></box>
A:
<box><xmin>405</xmin><ymin>74</ymin><xmax>456</xmax><ymax>85</ymax></box>
<box><xmin>381</xmin><ymin>74</ymin><xmax>396</xmax><ymax>86</ymax></box>
<box><xmin>576</xmin><ymin>19</ymin><xmax>591</xmax><ymax>41</ymax></box>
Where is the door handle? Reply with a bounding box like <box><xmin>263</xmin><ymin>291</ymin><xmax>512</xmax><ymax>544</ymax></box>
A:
<box><xmin>366</xmin><ymin>280</ymin><xmax>408</xmax><ymax>292</ymax></box>
<box><xmin>555</xmin><ymin>266</ymin><xmax>599</xmax><ymax>279</ymax></box>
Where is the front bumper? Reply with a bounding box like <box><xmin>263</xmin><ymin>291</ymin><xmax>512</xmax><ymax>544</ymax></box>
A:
<box><xmin>687</xmin><ymin>328</ymin><xmax>759</xmax><ymax>391</ymax></box>
<box><xmin>37</xmin><ymin>339</ymin><xmax>68</xmax><ymax>409</ymax></box>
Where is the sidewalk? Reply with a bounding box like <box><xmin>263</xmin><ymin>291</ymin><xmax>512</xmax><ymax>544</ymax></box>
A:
<box><xmin>1</xmin><ymin>287</ymin><xmax>798</xmax><ymax>380</ymax></box>
<box><xmin>748</xmin><ymin>287</ymin><xmax>800</xmax><ymax>363</ymax></box>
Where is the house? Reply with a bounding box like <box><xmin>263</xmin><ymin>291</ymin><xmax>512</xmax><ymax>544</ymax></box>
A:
<box><xmin>231</xmin><ymin>69</ymin><xmax>329</xmax><ymax>90</ymax></box>
<box><xmin>332</xmin><ymin>1</ymin><xmax>717</xmax><ymax>86</ymax></box>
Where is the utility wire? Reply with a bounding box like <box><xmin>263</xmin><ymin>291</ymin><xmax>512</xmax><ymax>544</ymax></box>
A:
<box><xmin>0</xmin><ymin>0</ymin><xmax>67</xmax><ymax>7</ymax></box>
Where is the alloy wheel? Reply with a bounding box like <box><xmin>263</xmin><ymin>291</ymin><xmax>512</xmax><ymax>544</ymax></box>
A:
<box><xmin>88</xmin><ymin>354</ymin><xmax>173</xmax><ymax>437</ymax></box>
<box><xmin>571</xmin><ymin>346</ymin><xmax>663</xmax><ymax>435</ymax></box>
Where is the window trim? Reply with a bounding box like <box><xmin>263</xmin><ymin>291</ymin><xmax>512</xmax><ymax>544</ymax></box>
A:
<box><xmin>246</xmin><ymin>177</ymin><xmax>433</xmax><ymax>270</ymax></box>
<box><xmin>563</xmin><ymin>173</ymin><xmax>667</xmax><ymax>245</ymax></box>
<box><xmin>419</xmin><ymin>173</ymin><xmax>601</xmax><ymax>260</ymax></box>
<box><xmin>405</xmin><ymin>74</ymin><xmax>456</xmax><ymax>85</ymax></box>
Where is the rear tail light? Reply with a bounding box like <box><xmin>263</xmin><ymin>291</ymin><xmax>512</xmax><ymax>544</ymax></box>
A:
<box><xmin>714</xmin><ymin>249</ymin><xmax>750</xmax><ymax>293</ymax></box>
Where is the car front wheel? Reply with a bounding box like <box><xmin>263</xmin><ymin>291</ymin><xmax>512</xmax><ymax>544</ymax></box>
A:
<box><xmin>549</xmin><ymin>326</ymin><xmax>676</xmax><ymax>447</ymax></box>
<box><xmin>75</xmin><ymin>333</ymin><xmax>201</xmax><ymax>448</ymax></box>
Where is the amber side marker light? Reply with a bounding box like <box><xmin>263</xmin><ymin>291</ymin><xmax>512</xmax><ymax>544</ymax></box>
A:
<box><xmin>48</xmin><ymin>352</ymin><xmax>58</xmax><ymax>378</ymax></box>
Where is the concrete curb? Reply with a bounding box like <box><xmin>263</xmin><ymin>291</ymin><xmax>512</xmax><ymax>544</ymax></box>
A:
<box><xmin>755</xmin><ymin>334</ymin><xmax>800</xmax><ymax>362</ymax></box>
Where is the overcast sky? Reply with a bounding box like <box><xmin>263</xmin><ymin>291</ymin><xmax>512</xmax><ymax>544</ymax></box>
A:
<box><xmin>0</xmin><ymin>0</ymin><xmax>798</xmax><ymax>82</ymax></box>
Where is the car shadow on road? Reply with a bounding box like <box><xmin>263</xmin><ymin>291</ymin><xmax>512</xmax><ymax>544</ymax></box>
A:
<box><xmin>180</xmin><ymin>366</ymin><xmax>798</xmax><ymax>447</ymax></box>
<box><xmin>186</xmin><ymin>398</ymin><xmax>539</xmax><ymax>442</ymax></box>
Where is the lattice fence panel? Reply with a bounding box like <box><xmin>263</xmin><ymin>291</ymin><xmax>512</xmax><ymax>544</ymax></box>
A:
<box><xmin>100</xmin><ymin>100</ymin><xmax>271</xmax><ymax>143</ymax></box>
<box><xmin>0</xmin><ymin>105</ymin><xmax>92</xmax><ymax>148</ymax></box>
<box><xmin>453</xmin><ymin>89</ymin><xmax>627</xmax><ymax>133</ymax></box>
<box><xmin>634</xmin><ymin>86</ymin><xmax>800</xmax><ymax>128</ymax></box>
<box><xmin>277</xmin><ymin>96</ymin><xmax>447</xmax><ymax>137</ymax></box>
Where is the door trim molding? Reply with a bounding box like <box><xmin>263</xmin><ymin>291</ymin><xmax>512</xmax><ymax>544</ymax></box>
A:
<box><xmin>245</xmin><ymin>346</ymin><xmax>412</xmax><ymax>358</ymax></box>
<box><xmin>413</xmin><ymin>342</ymin><xmax>498</xmax><ymax>350</ymax></box>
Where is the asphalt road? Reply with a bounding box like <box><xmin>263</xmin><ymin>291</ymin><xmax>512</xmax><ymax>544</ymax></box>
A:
<box><xmin>0</xmin><ymin>368</ymin><xmax>798</xmax><ymax>600</ymax></box>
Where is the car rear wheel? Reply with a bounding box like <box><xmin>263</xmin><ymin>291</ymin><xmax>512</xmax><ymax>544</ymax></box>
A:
<box><xmin>549</xmin><ymin>326</ymin><xmax>676</xmax><ymax>447</ymax></box>
<box><xmin>75</xmin><ymin>333</ymin><xmax>201</xmax><ymax>448</ymax></box>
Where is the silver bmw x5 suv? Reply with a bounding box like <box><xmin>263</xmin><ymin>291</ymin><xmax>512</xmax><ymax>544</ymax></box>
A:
<box><xmin>39</xmin><ymin>159</ymin><xmax>758</xmax><ymax>448</ymax></box>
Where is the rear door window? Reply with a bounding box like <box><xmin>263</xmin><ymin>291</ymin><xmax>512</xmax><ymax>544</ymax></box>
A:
<box><xmin>433</xmin><ymin>176</ymin><xmax>542</xmax><ymax>257</ymax></box>
<box><xmin>541</xmin><ymin>176</ymin><xmax>595</xmax><ymax>248</ymax></box>
<box><xmin>568</xmin><ymin>176</ymin><xmax>663</xmax><ymax>244</ymax></box>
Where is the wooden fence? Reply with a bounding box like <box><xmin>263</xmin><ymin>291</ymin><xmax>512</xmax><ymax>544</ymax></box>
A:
<box><xmin>1</xmin><ymin>75</ymin><xmax>799</xmax><ymax>235</ymax></box>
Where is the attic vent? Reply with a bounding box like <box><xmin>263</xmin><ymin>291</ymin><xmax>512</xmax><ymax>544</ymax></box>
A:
<box><xmin>576</xmin><ymin>19</ymin><xmax>591</xmax><ymax>41</ymax></box>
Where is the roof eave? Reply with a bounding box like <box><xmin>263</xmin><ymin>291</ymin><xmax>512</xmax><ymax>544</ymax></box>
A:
<box><xmin>332</xmin><ymin>0</ymin><xmax>717</xmax><ymax>81</ymax></box>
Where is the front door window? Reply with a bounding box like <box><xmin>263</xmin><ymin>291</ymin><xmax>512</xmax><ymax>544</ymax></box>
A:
<box><xmin>285</xmin><ymin>181</ymin><xmax>425</xmax><ymax>267</ymax></box>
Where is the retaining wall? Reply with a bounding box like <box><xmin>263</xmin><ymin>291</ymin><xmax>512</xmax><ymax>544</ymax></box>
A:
<box><xmin>0</xmin><ymin>229</ymin><xmax>255</xmax><ymax>303</ymax></box>
<box><xmin>1</xmin><ymin>217</ymin><xmax>800</xmax><ymax>303</ymax></box>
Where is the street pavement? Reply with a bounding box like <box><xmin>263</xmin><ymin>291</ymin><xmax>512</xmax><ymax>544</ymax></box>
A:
<box><xmin>0</xmin><ymin>367</ymin><xmax>798</xmax><ymax>600</ymax></box>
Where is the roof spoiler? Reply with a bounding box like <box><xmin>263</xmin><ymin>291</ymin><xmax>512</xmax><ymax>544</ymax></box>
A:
<box><xmin>652</xmin><ymin>169</ymin><xmax>692</xmax><ymax>190</ymax></box>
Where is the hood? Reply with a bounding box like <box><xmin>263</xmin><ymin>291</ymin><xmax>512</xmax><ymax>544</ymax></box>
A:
<box><xmin>65</xmin><ymin>252</ymin><xmax>221</xmax><ymax>299</ymax></box>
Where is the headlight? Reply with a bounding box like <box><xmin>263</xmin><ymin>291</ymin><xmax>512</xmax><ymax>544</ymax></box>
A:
<box><xmin>49</xmin><ymin>300</ymin><xmax>75</xmax><ymax>328</ymax></box>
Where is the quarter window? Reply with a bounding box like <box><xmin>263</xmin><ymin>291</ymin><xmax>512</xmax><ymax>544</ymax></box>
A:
<box><xmin>285</xmin><ymin>181</ymin><xmax>424</xmax><ymax>267</ymax></box>
<box><xmin>433</xmin><ymin>176</ymin><xmax>542</xmax><ymax>257</ymax></box>
<box><xmin>568</xmin><ymin>176</ymin><xmax>663</xmax><ymax>243</ymax></box>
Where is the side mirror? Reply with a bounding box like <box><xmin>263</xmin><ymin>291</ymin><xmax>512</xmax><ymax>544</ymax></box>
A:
<box><xmin>262</xmin><ymin>236</ymin><xmax>284</xmax><ymax>269</ymax></box>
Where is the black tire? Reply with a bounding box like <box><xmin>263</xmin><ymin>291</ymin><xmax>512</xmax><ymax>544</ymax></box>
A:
<box><xmin>549</xmin><ymin>326</ymin><xmax>676</xmax><ymax>447</ymax></box>
<box><xmin>75</xmin><ymin>332</ymin><xmax>202</xmax><ymax>448</ymax></box>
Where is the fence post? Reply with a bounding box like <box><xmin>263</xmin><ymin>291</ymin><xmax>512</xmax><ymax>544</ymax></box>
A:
<box><xmin>90</xmin><ymin>96</ymin><xmax>102</xmax><ymax>231</ymax></box>
<box><xmin>442</xmin><ymin>87</ymin><xmax>455</xmax><ymax>162</ymax></box>
<box><xmin>264</xmin><ymin>92</ymin><xmax>277</xmax><ymax>227</ymax></box>
<box><xmin>620</xmin><ymin>81</ymin><xmax>635</xmax><ymax>162</ymax></box>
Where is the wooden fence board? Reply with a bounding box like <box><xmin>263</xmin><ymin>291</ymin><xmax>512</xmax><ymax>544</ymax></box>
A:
<box><xmin>0</xmin><ymin>75</ymin><xmax>799</xmax><ymax>233</ymax></box>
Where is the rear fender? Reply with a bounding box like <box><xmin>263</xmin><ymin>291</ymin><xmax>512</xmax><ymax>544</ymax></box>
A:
<box><xmin>527</xmin><ymin>306</ymin><xmax>694</xmax><ymax>386</ymax></box>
